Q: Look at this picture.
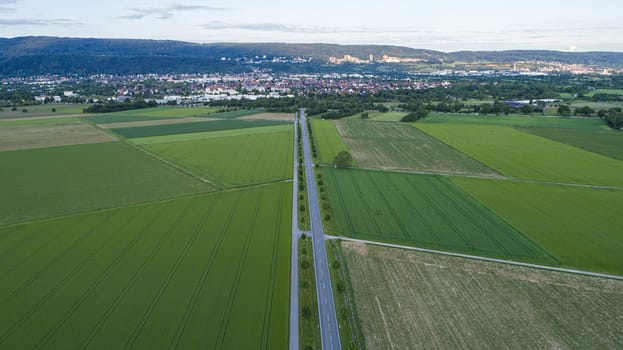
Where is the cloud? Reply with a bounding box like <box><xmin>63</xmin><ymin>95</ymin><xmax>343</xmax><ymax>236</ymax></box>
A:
<box><xmin>121</xmin><ymin>3</ymin><xmax>227</xmax><ymax>20</ymax></box>
<box><xmin>0</xmin><ymin>18</ymin><xmax>83</xmax><ymax>26</ymax></box>
<box><xmin>0</xmin><ymin>0</ymin><xmax>18</xmax><ymax>4</ymax></box>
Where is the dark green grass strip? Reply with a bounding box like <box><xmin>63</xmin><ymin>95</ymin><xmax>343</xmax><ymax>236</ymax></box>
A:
<box><xmin>112</xmin><ymin>119</ymin><xmax>289</xmax><ymax>139</ymax></box>
<box><xmin>205</xmin><ymin>108</ymin><xmax>266</xmax><ymax>119</ymax></box>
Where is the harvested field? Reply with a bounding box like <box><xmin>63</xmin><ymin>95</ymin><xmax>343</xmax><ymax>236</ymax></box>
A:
<box><xmin>0</xmin><ymin>122</ymin><xmax>114</xmax><ymax>152</ymax></box>
<box><xmin>240</xmin><ymin>112</ymin><xmax>294</xmax><ymax>121</ymax></box>
<box><xmin>343</xmin><ymin>243</ymin><xmax>623</xmax><ymax>350</ymax></box>
<box><xmin>334</xmin><ymin>121</ymin><xmax>496</xmax><ymax>176</ymax></box>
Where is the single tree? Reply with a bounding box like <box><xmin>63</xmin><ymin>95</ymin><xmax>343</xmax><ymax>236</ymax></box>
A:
<box><xmin>334</xmin><ymin>151</ymin><xmax>354</xmax><ymax>168</ymax></box>
<box><xmin>557</xmin><ymin>104</ymin><xmax>572</xmax><ymax>116</ymax></box>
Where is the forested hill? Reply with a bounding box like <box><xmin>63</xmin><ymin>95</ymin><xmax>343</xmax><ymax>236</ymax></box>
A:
<box><xmin>1</xmin><ymin>36</ymin><xmax>622</xmax><ymax>76</ymax></box>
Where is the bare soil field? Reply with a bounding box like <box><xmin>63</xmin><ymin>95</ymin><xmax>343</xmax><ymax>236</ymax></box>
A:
<box><xmin>0</xmin><ymin>122</ymin><xmax>114</xmax><ymax>151</ymax></box>
<box><xmin>342</xmin><ymin>242</ymin><xmax>623</xmax><ymax>350</ymax></box>
<box><xmin>240</xmin><ymin>113</ymin><xmax>294</xmax><ymax>121</ymax></box>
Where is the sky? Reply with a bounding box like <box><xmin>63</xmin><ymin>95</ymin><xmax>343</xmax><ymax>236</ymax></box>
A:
<box><xmin>1</xmin><ymin>0</ymin><xmax>622</xmax><ymax>52</ymax></box>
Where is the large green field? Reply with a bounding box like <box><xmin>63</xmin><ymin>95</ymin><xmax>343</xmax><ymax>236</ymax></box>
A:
<box><xmin>112</xmin><ymin>119</ymin><xmax>289</xmax><ymax>139</ymax></box>
<box><xmin>453</xmin><ymin>178</ymin><xmax>623</xmax><ymax>275</ymax></box>
<box><xmin>343</xmin><ymin>242</ymin><xmax>623</xmax><ymax>350</ymax></box>
<box><xmin>520</xmin><ymin>127</ymin><xmax>623</xmax><ymax>161</ymax></box>
<box><xmin>0</xmin><ymin>142</ymin><xmax>210</xmax><ymax>224</ymax></box>
<box><xmin>419</xmin><ymin>113</ymin><xmax>607</xmax><ymax>129</ymax></box>
<box><xmin>323</xmin><ymin>168</ymin><xmax>556</xmax><ymax>264</ymax></box>
<box><xmin>143</xmin><ymin>128</ymin><xmax>293</xmax><ymax>188</ymax></box>
<box><xmin>334</xmin><ymin>121</ymin><xmax>496</xmax><ymax>175</ymax></box>
<box><xmin>0</xmin><ymin>104</ymin><xmax>84</xmax><ymax>119</ymax></box>
<box><xmin>417</xmin><ymin>124</ymin><xmax>623</xmax><ymax>187</ymax></box>
<box><xmin>310</xmin><ymin>119</ymin><xmax>349</xmax><ymax>164</ymax></box>
<box><xmin>132</xmin><ymin>124</ymin><xmax>292</xmax><ymax>145</ymax></box>
<box><xmin>584</xmin><ymin>88</ymin><xmax>623</xmax><ymax>97</ymax></box>
<box><xmin>0</xmin><ymin>183</ymin><xmax>290</xmax><ymax>349</ymax></box>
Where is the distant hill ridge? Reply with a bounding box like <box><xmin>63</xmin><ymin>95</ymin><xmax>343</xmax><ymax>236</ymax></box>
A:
<box><xmin>1</xmin><ymin>36</ymin><xmax>622</xmax><ymax>76</ymax></box>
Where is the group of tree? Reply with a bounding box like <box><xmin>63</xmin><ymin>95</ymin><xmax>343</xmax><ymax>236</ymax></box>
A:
<box><xmin>83</xmin><ymin>99</ymin><xmax>157</xmax><ymax>113</ymax></box>
<box><xmin>400</xmin><ymin>106</ymin><xmax>429</xmax><ymax>122</ymax></box>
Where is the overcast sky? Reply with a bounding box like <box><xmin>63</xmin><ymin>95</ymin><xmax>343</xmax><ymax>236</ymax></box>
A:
<box><xmin>1</xmin><ymin>0</ymin><xmax>621</xmax><ymax>52</ymax></box>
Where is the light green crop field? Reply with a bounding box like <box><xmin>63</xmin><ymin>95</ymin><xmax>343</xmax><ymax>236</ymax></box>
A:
<box><xmin>0</xmin><ymin>117</ymin><xmax>80</xmax><ymax>126</ymax></box>
<box><xmin>310</xmin><ymin>119</ymin><xmax>349</xmax><ymax>164</ymax></box>
<box><xmin>367</xmin><ymin>112</ymin><xmax>407</xmax><ymax>121</ymax></box>
<box><xmin>0</xmin><ymin>142</ymin><xmax>211</xmax><ymax>225</ymax></box>
<box><xmin>208</xmin><ymin>108</ymin><xmax>266</xmax><ymax>119</ymax></box>
<box><xmin>0</xmin><ymin>104</ymin><xmax>85</xmax><ymax>119</ymax></box>
<box><xmin>343</xmin><ymin>242</ymin><xmax>623</xmax><ymax>350</ymax></box>
<box><xmin>0</xmin><ymin>121</ymin><xmax>114</xmax><ymax>152</ymax></box>
<box><xmin>584</xmin><ymin>89</ymin><xmax>623</xmax><ymax>97</ymax></box>
<box><xmin>520</xmin><ymin>127</ymin><xmax>623</xmax><ymax>161</ymax></box>
<box><xmin>323</xmin><ymin>168</ymin><xmax>556</xmax><ymax>264</ymax></box>
<box><xmin>417</xmin><ymin>124</ymin><xmax>623</xmax><ymax>187</ymax></box>
<box><xmin>113</xmin><ymin>119</ymin><xmax>289</xmax><ymax>139</ymax></box>
<box><xmin>0</xmin><ymin>183</ymin><xmax>291</xmax><ymax>349</ymax></box>
<box><xmin>144</xmin><ymin>129</ymin><xmax>293</xmax><ymax>188</ymax></box>
<box><xmin>453</xmin><ymin>178</ymin><xmax>623</xmax><ymax>275</ymax></box>
<box><xmin>133</xmin><ymin>124</ymin><xmax>292</xmax><ymax>145</ymax></box>
<box><xmin>419</xmin><ymin>113</ymin><xmax>607</xmax><ymax>129</ymax></box>
<box><xmin>334</xmin><ymin>121</ymin><xmax>496</xmax><ymax>176</ymax></box>
<box><xmin>569</xmin><ymin>101</ymin><xmax>623</xmax><ymax>110</ymax></box>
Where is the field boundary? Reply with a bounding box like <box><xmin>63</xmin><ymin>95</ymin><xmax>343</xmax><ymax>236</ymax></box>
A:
<box><xmin>317</xmin><ymin>164</ymin><xmax>623</xmax><ymax>191</ymax></box>
<box><xmin>330</xmin><ymin>236</ymin><xmax>623</xmax><ymax>281</ymax></box>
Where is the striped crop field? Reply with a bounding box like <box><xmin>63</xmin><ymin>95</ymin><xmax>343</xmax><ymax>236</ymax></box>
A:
<box><xmin>334</xmin><ymin>120</ymin><xmax>496</xmax><ymax>176</ymax></box>
<box><xmin>519</xmin><ymin>127</ymin><xmax>623</xmax><ymax>162</ymax></box>
<box><xmin>417</xmin><ymin>124</ymin><xmax>623</xmax><ymax>187</ymax></box>
<box><xmin>143</xmin><ymin>127</ymin><xmax>293</xmax><ymax>188</ymax></box>
<box><xmin>323</xmin><ymin>168</ymin><xmax>556</xmax><ymax>264</ymax></box>
<box><xmin>0</xmin><ymin>141</ymin><xmax>211</xmax><ymax>225</ymax></box>
<box><xmin>453</xmin><ymin>178</ymin><xmax>623</xmax><ymax>275</ymax></box>
<box><xmin>310</xmin><ymin>119</ymin><xmax>349</xmax><ymax>164</ymax></box>
<box><xmin>0</xmin><ymin>183</ymin><xmax>291</xmax><ymax>349</ymax></box>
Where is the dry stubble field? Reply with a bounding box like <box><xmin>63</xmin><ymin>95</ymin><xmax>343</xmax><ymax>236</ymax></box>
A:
<box><xmin>342</xmin><ymin>242</ymin><xmax>623</xmax><ymax>350</ymax></box>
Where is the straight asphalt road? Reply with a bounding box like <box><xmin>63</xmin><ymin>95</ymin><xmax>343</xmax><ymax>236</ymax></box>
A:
<box><xmin>299</xmin><ymin>109</ymin><xmax>342</xmax><ymax>350</ymax></box>
<box><xmin>289</xmin><ymin>114</ymin><xmax>301</xmax><ymax>350</ymax></box>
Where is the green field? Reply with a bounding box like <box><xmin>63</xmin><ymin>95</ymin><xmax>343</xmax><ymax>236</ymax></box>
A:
<box><xmin>133</xmin><ymin>124</ymin><xmax>292</xmax><ymax>145</ymax></box>
<box><xmin>143</xmin><ymin>129</ymin><xmax>293</xmax><ymax>188</ymax></box>
<box><xmin>417</xmin><ymin>124</ymin><xmax>623</xmax><ymax>187</ymax></box>
<box><xmin>520</xmin><ymin>127</ymin><xmax>623</xmax><ymax>161</ymax></box>
<box><xmin>310</xmin><ymin>119</ymin><xmax>349</xmax><ymax>164</ymax></box>
<box><xmin>0</xmin><ymin>117</ymin><xmax>80</xmax><ymax>126</ymax></box>
<box><xmin>208</xmin><ymin>108</ymin><xmax>266</xmax><ymax>119</ymax></box>
<box><xmin>323</xmin><ymin>168</ymin><xmax>556</xmax><ymax>263</ymax></box>
<box><xmin>569</xmin><ymin>101</ymin><xmax>623</xmax><ymax>110</ymax></box>
<box><xmin>0</xmin><ymin>142</ymin><xmax>210</xmax><ymax>224</ymax></box>
<box><xmin>83</xmin><ymin>114</ymin><xmax>189</xmax><ymax>124</ymax></box>
<box><xmin>584</xmin><ymin>88</ymin><xmax>623</xmax><ymax>96</ymax></box>
<box><xmin>0</xmin><ymin>183</ymin><xmax>290</xmax><ymax>349</ymax></box>
<box><xmin>419</xmin><ymin>113</ymin><xmax>607</xmax><ymax>129</ymax></box>
<box><xmin>113</xmin><ymin>119</ymin><xmax>289</xmax><ymax>139</ymax></box>
<box><xmin>343</xmin><ymin>242</ymin><xmax>623</xmax><ymax>350</ymax></box>
<box><xmin>453</xmin><ymin>178</ymin><xmax>623</xmax><ymax>275</ymax></box>
<box><xmin>0</xmin><ymin>104</ymin><xmax>84</xmax><ymax>119</ymax></box>
<box><xmin>334</xmin><ymin>121</ymin><xmax>496</xmax><ymax>175</ymax></box>
<box><xmin>367</xmin><ymin>112</ymin><xmax>407</xmax><ymax>121</ymax></box>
